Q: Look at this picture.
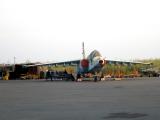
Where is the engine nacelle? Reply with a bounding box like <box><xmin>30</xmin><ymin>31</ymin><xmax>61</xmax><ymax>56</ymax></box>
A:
<box><xmin>81</xmin><ymin>59</ymin><xmax>89</xmax><ymax>68</ymax></box>
<box><xmin>99</xmin><ymin>59</ymin><xmax>106</xmax><ymax>66</ymax></box>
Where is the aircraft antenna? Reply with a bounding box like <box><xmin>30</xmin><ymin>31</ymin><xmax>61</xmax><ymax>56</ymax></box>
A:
<box><xmin>82</xmin><ymin>42</ymin><xmax>86</xmax><ymax>59</ymax></box>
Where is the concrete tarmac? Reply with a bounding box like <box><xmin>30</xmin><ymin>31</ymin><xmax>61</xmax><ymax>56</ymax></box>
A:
<box><xmin>0</xmin><ymin>77</ymin><xmax>160</xmax><ymax>120</ymax></box>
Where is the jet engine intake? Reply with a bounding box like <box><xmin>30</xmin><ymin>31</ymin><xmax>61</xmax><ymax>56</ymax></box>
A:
<box><xmin>81</xmin><ymin>59</ymin><xmax>89</xmax><ymax>68</ymax></box>
<box><xmin>99</xmin><ymin>60</ymin><xmax>105</xmax><ymax>66</ymax></box>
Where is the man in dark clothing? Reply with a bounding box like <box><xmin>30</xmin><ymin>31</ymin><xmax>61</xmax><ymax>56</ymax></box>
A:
<box><xmin>94</xmin><ymin>75</ymin><xmax>98</xmax><ymax>82</ymax></box>
<box><xmin>50</xmin><ymin>71</ymin><xmax>53</xmax><ymax>81</ymax></box>
<box><xmin>46</xmin><ymin>71</ymin><xmax>50</xmax><ymax>80</ymax></box>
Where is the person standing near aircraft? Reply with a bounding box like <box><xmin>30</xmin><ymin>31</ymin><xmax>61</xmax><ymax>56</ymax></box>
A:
<box><xmin>46</xmin><ymin>70</ymin><xmax>52</xmax><ymax>80</ymax></box>
<box><xmin>94</xmin><ymin>75</ymin><xmax>98</xmax><ymax>82</ymax></box>
<box><xmin>50</xmin><ymin>71</ymin><xmax>53</xmax><ymax>81</ymax></box>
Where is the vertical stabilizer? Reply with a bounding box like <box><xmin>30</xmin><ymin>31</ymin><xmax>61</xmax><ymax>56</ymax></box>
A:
<box><xmin>82</xmin><ymin>42</ymin><xmax>86</xmax><ymax>59</ymax></box>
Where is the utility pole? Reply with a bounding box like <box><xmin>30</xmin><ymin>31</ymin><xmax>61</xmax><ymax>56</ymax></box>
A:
<box><xmin>13</xmin><ymin>56</ymin><xmax>16</xmax><ymax>71</ymax></box>
<box><xmin>14</xmin><ymin>56</ymin><xmax>16</xmax><ymax>65</ymax></box>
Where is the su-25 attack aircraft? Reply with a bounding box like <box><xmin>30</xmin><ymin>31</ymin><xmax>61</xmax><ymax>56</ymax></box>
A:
<box><xmin>25</xmin><ymin>42</ymin><xmax>151</xmax><ymax>78</ymax></box>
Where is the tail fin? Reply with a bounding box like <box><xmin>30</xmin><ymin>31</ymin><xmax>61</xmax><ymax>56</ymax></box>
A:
<box><xmin>82</xmin><ymin>42</ymin><xmax>86</xmax><ymax>59</ymax></box>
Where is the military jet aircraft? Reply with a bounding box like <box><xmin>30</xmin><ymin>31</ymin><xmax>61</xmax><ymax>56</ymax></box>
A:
<box><xmin>24</xmin><ymin>42</ymin><xmax>151</xmax><ymax>77</ymax></box>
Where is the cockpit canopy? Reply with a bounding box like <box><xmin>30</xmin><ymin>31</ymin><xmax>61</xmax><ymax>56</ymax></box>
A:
<box><xmin>87</xmin><ymin>50</ymin><xmax>101</xmax><ymax>60</ymax></box>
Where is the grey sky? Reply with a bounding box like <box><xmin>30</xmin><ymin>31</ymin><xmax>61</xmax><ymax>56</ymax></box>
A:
<box><xmin>0</xmin><ymin>0</ymin><xmax>160</xmax><ymax>64</ymax></box>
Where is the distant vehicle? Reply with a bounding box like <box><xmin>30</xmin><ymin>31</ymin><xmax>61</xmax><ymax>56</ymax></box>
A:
<box><xmin>24</xmin><ymin>42</ymin><xmax>151</xmax><ymax>80</ymax></box>
<box><xmin>141</xmin><ymin>68</ymin><xmax>160</xmax><ymax>77</ymax></box>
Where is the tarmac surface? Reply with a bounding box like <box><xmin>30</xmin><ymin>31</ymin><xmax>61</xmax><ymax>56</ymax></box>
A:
<box><xmin>0</xmin><ymin>77</ymin><xmax>160</xmax><ymax>120</ymax></box>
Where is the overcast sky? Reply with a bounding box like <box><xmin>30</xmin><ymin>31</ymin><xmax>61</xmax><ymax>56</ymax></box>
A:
<box><xmin>0</xmin><ymin>0</ymin><xmax>160</xmax><ymax>64</ymax></box>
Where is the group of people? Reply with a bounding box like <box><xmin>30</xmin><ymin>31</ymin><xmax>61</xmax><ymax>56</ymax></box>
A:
<box><xmin>45</xmin><ymin>70</ymin><xmax>75</xmax><ymax>81</ymax></box>
<box><xmin>44</xmin><ymin>70</ymin><xmax>103</xmax><ymax>82</ymax></box>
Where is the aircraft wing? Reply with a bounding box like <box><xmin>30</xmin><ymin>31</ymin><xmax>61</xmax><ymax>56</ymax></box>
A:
<box><xmin>105</xmin><ymin>59</ymin><xmax>151</xmax><ymax>65</ymax></box>
<box><xmin>23</xmin><ymin>60</ymin><xmax>81</xmax><ymax>67</ymax></box>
